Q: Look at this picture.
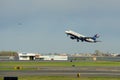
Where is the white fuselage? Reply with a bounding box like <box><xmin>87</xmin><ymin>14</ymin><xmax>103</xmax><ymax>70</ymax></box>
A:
<box><xmin>65</xmin><ymin>30</ymin><xmax>97</xmax><ymax>43</ymax></box>
<box><xmin>65</xmin><ymin>30</ymin><xmax>85</xmax><ymax>37</ymax></box>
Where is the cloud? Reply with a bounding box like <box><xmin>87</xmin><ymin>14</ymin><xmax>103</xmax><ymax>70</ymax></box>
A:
<box><xmin>0</xmin><ymin>0</ymin><xmax>120</xmax><ymax>17</ymax></box>
<box><xmin>0</xmin><ymin>0</ymin><xmax>120</xmax><ymax>34</ymax></box>
<box><xmin>0</xmin><ymin>0</ymin><xmax>120</xmax><ymax>53</ymax></box>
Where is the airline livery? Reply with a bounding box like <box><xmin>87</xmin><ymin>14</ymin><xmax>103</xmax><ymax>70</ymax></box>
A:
<box><xmin>65</xmin><ymin>30</ymin><xmax>101</xmax><ymax>43</ymax></box>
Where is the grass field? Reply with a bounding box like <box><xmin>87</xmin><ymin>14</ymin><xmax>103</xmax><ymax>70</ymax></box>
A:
<box><xmin>1</xmin><ymin>76</ymin><xmax>120</xmax><ymax>80</ymax></box>
<box><xmin>1</xmin><ymin>61</ymin><xmax>120</xmax><ymax>67</ymax></box>
<box><xmin>0</xmin><ymin>61</ymin><xmax>120</xmax><ymax>70</ymax></box>
<box><xmin>0</xmin><ymin>61</ymin><xmax>120</xmax><ymax>80</ymax></box>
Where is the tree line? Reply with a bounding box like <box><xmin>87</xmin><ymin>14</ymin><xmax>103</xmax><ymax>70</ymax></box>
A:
<box><xmin>0</xmin><ymin>51</ymin><xmax>18</xmax><ymax>56</ymax></box>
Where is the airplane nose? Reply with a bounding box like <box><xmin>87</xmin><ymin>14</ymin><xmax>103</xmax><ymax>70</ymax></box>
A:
<box><xmin>65</xmin><ymin>31</ymin><xmax>68</xmax><ymax>33</ymax></box>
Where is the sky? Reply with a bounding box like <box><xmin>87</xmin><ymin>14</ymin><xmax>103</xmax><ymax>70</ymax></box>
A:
<box><xmin>0</xmin><ymin>0</ymin><xmax>120</xmax><ymax>54</ymax></box>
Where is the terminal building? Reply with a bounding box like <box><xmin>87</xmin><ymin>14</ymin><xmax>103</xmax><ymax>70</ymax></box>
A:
<box><xmin>18</xmin><ymin>52</ymin><xmax>68</xmax><ymax>61</ymax></box>
<box><xmin>18</xmin><ymin>52</ymin><xmax>36</xmax><ymax>60</ymax></box>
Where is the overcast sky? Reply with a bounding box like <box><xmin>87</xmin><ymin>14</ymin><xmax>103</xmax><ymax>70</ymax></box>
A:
<box><xmin>0</xmin><ymin>0</ymin><xmax>120</xmax><ymax>54</ymax></box>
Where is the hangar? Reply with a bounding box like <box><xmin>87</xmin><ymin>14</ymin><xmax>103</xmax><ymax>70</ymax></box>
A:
<box><xmin>18</xmin><ymin>52</ymin><xmax>36</xmax><ymax>60</ymax></box>
<box><xmin>18</xmin><ymin>52</ymin><xmax>68</xmax><ymax>61</ymax></box>
<box><xmin>38</xmin><ymin>55</ymin><xmax>68</xmax><ymax>61</ymax></box>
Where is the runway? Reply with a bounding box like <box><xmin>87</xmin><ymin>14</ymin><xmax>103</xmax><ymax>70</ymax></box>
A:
<box><xmin>0</xmin><ymin>66</ymin><xmax>120</xmax><ymax>77</ymax></box>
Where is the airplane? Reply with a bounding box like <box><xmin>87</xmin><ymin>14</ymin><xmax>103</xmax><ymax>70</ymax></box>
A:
<box><xmin>65</xmin><ymin>30</ymin><xmax>101</xmax><ymax>43</ymax></box>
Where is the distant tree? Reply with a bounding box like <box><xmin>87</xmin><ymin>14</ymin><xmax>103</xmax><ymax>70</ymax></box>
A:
<box><xmin>0</xmin><ymin>51</ymin><xmax>18</xmax><ymax>56</ymax></box>
<box><xmin>94</xmin><ymin>50</ymin><xmax>103</xmax><ymax>56</ymax></box>
<box><xmin>117</xmin><ymin>54</ymin><xmax>120</xmax><ymax>57</ymax></box>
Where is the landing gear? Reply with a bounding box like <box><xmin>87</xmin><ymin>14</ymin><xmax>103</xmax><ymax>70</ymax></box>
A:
<box><xmin>80</xmin><ymin>38</ymin><xmax>84</xmax><ymax>42</ymax></box>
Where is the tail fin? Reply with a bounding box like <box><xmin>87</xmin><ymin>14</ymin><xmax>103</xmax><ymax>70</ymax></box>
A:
<box><xmin>92</xmin><ymin>34</ymin><xmax>99</xmax><ymax>40</ymax></box>
<box><xmin>94</xmin><ymin>34</ymin><xmax>99</xmax><ymax>38</ymax></box>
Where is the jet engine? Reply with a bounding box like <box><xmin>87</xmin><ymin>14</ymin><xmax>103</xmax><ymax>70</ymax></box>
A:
<box><xmin>70</xmin><ymin>36</ymin><xmax>75</xmax><ymax>39</ymax></box>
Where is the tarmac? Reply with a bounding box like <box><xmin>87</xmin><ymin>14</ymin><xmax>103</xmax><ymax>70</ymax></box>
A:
<box><xmin>0</xmin><ymin>66</ymin><xmax>120</xmax><ymax>77</ymax></box>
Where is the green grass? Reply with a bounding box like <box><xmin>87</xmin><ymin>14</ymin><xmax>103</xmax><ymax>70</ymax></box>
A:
<box><xmin>0</xmin><ymin>61</ymin><xmax>120</xmax><ymax>70</ymax></box>
<box><xmin>1</xmin><ymin>76</ymin><xmax>120</xmax><ymax>80</ymax></box>
<box><xmin>18</xmin><ymin>76</ymin><xmax>120</xmax><ymax>80</ymax></box>
<box><xmin>0</xmin><ymin>61</ymin><xmax>120</xmax><ymax>80</ymax></box>
<box><xmin>1</xmin><ymin>61</ymin><xmax>120</xmax><ymax>67</ymax></box>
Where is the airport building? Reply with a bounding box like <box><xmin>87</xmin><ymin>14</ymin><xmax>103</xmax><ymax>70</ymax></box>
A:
<box><xmin>18</xmin><ymin>52</ymin><xmax>68</xmax><ymax>61</ymax></box>
<box><xmin>37</xmin><ymin>55</ymin><xmax>68</xmax><ymax>61</ymax></box>
<box><xmin>18</xmin><ymin>52</ymin><xmax>36</xmax><ymax>60</ymax></box>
